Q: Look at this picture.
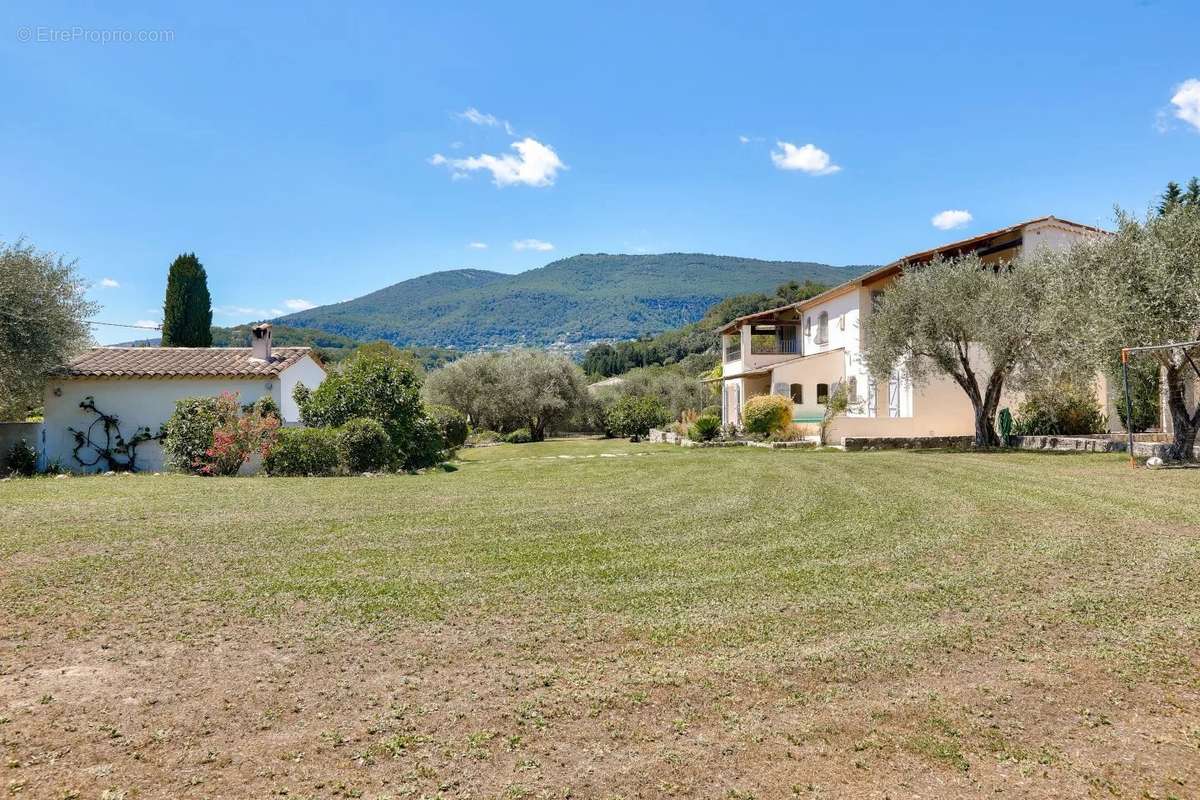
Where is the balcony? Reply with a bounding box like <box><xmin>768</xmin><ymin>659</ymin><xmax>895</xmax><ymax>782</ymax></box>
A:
<box><xmin>749</xmin><ymin>324</ymin><xmax>799</xmax><ymax>356</ymax></box>
<box><xmin>723</xmin><ymin>339</ymin><xmax>741</xmax><ymax>363</ymax></box>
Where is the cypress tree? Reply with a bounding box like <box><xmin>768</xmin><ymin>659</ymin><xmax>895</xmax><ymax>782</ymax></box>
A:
<box><xmin>161</xmin><ymin>253</ymin><xmax>213</xmax><ymax>347</ymax></box>
<box><xmin>1185</xmin><ymin>177</ymin><xmax>1200</xmax><ymax>208</ymax></box>
<box><xmin>1158</xmin><ymin>181</ymin><xmax>1183</xmax><ymax>215</ymax></box>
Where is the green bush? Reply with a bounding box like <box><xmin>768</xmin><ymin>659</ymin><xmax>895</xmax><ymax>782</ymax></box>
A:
<box><xmin>688</xmin><ymin>414</ymin><xmax>721</xmax><ymax>442</ymax></box>
<box><xmin>5</xmin><ymin>438</ymin><xmax>38</xmax><ymax>476</ymax></box>
<box><xmin>605</xmin><ymin>395</ymin><xmax>669</xmax><ymax>441</ymax></box>
<box><xmin>1013</xmin><ymin>384</ymin><xmax>1107</xmax><ymax>436</ymax></box>
<box><xmin>161</xmin><ymin>396</ymin><xmax>224</xmax><ymax>472</ymax></box>
<box><xmin>743</xmin><ymin>394</ymin><xmax>792</xmax><ymax>436</ymax></box>
<box><xmin>243</xmin><ymin>395</ymin><xmax>281</xmax><ymax>420</ymax></box>
<box><xmin>504</xmin><ymin>428</ymin><xmax>533</xmax><ymax>444</ymax></box>
<box><xmin>338</xmin><ymin>418</ymin><xmax>394</xmax><ymax>473</ymax></box>
<box><xmin>1113</xmin><ymin>359</ymin><xmax>1160</xmax><ymax>433</ymax></box>
<box><xmin>295</xmin><ymin>348</ymin><xmax>443</xmax><ymax>470</ymax></box>
<box><xmin>427</xmin><ymin>404</ymin><xmax>468</xmax><ymax>449</ymax></box>
<box><xmin>468</xmin><ymin>429</ymin><xmax>503</xmax><ymax>446</ymax></box>
<box><xmin>264</xmin><ymin>427</ymin><xmax>341</xmax><ymax>476</ymax></box>
<box><xmin>701</xmin><ymin>405</ymin><xmax>722</xmax><ymax>419</ymax></box>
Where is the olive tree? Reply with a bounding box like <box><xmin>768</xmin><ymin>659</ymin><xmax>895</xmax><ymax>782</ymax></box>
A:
<box><xmin>425</xmin><ymin>350</ymin><xmax>588</xmax><ymax>440</ymax></box>
<box><xmin>1055</xmin><ymin>207</ymin><xmax>1200</xmax><ymax>460</ymax></box>
<box><xmin>0</xmin><ymin>240</ymin><xmax>97</xmax><ymax>419</ymax></box>
<box><xmin>862</xmin><ymin>253</ymin><xmax>1051</xmax><ymax>447</ymax></box>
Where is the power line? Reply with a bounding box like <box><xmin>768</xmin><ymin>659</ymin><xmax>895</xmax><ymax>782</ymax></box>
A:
<box><xmin>87</xmin><ymin>320</ymin><xmax>162</xmax><ymax>331</ymax></box>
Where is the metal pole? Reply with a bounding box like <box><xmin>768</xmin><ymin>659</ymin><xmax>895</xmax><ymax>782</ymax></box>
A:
<box><xmin>1121</xmin><ymin>348</ymin><xmax>1136</xmax><ymax>467</ymax></box>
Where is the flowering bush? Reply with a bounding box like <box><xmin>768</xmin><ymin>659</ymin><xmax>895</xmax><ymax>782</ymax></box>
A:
<box><xmin>162</xmin><ymin>392</ymin><xmax>279</xmax><ymax>476</ymax></box>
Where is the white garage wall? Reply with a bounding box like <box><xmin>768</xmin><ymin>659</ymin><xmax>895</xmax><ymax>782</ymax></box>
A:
<box><xmin>43</xmin><ymin>376</ymin><xmax>276</xmax><ymax>473</ymax></box>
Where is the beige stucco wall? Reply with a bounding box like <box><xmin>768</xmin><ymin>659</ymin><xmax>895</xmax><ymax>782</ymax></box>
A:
<box><xmin>766</xmin><ymin>349</ymin><xmax>847</xmax><ymax>419</ymax></box>
<box><xmin>42</xmin><ymin>356</ymin><xmax>325</xmax><ymax>473</ymax></box>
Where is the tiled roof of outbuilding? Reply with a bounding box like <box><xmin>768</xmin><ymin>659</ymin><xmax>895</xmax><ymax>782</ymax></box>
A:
<box><xmin>59</xmin><ymin>347</ymin><xmax>313</xmax><ymax>378</ymax></box>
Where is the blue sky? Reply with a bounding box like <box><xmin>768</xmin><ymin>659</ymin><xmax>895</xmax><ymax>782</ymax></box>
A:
<box><xmin>2</xmin><ymin>1</ymin><xmax>1198</xmax><ymax>343</ymax></box>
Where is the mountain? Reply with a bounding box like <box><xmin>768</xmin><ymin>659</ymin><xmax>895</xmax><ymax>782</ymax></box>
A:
<box><xmin>277</xmin><ymin>254</ymin><xmax>866</xmax><ymax>349</ymax></box>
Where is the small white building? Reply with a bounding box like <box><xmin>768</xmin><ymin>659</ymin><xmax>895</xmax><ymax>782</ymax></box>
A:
<box><xmin>41</xmin><ymin>324</ymin><xmax>326</xmax><ymax>473</ymax></box>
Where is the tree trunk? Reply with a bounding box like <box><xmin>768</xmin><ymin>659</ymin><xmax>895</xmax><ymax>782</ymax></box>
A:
<box><xmin>1164</xmin><ymin>364</ymin><xmax>1199</xmax><ymax>461</ymax></box>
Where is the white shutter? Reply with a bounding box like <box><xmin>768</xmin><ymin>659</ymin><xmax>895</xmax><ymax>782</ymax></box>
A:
<box><xmin>888</xmin><ymin>373</ymin><xmax>900</xmax><ymax>418</ymax></box>
<box><xmin>867</xmin><ymin>378</ymin><xmax>877</xmax><ymax>417</ymax></box>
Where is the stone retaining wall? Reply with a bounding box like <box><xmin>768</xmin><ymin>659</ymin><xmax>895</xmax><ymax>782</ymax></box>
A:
<box><xmin>1132</xmin><ymin>441</ymin><xmax>1200</xmax><ymax>459</ymax></box>
<box><xmin>1010</xmin><ymin>435</ymin><xmax>1125</xmax><ymax>453</ymax></box>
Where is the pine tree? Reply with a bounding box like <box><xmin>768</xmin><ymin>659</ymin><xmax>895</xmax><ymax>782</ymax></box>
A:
<box><xmin>161</xmin><ymin>253</ymin><xmax>213</xmax><ymax>347</ymax></box>
<box><xmin>1158</xmin><ymin>181</ymin><xmax>1183</xmax><ymax>215</ymax></box>
<box><xmin>1185</xmin><ymin>177</ymin><xmax>1200</xmax><ymax>208</ymax></box>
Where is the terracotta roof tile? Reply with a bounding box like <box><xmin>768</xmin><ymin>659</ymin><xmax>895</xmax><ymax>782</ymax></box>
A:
<box><xmin>59</xmin><ymin>347</ymin><xmax>313</xmax><ymax>379</ymax></box>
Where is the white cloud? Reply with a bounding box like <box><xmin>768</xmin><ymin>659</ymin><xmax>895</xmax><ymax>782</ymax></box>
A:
<box><xmin>770</xmin><ymin>141</ymin><xmax>841</xmax><ymax>175</ymax></box>
<box><xmin>284</xmin><ymin>298</ymin><xmax>317</xmax><ymax>311</ymax></box>
<box><xmin>429</xmin><ymin>137</ymin><xmax>565</xmax><ymax>188</ymax></box>
<box><xmin>931</xmin><ymin>209</ymin><xmax>973</xmax><ymax>230</ymax></box>
<box><xmin>739</xmin><ymin>135</ymin><xmax>750</xmax><ymax>144</ymax></box>
<box><xmin>1170</xmin><ymin>78</ymin><xmax>1200</xmax><ymax>131</ymax></box>
<box><xmin>513</xmin><ymin>238</ymin><xmax>554</xmax><ymax>252</ymax></box>
<box><xmin>134</xmin><ymin>319</ymin><xmax>161</xmax><ymax>329</ymax></box>
<box><xmin>456</xmin><ymin>107</ymin><xmax>516</xmax><ymax>135</ymax></box>
<box><xmin>458</xmin><ymin>107</ymin><xmax>497</xmax><ymax>126</ymax></box>
<box><xmin>467</xmin><ymin>242</ymin><xmax>488</xmax><ymax>250</ymax></box>
<box><xmin>99</xmin><ymin>277</ymin><xmax>120</xmax><ymax>288</ymax></box>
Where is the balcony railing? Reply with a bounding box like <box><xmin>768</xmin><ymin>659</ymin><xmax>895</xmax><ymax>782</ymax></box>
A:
<box><xmin>750</xmin><ymin>336</ymin><xmax>800</xmax><ymax>355</ymax></box>
<box><xmin>750</xmin><ymin>324</ymin><xmax>799</xmax><ymax>355</ymax></box>
<box><xmin>724</xmin><ymin>341</ymin><xmax>741</xmax><ymax>362</ymax></box>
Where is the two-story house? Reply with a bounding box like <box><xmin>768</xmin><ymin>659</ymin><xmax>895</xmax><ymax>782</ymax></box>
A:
<box><xmin>711</xmin><ymin>216</ymin><xmax>1114</xmax><ymax>443</ymax></box>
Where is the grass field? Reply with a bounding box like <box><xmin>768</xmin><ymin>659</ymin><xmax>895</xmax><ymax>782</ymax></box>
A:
<box><xmin>2</xmin><ymin>439</ymin><xmax>1198</xmax><ymax>798</ymax></box>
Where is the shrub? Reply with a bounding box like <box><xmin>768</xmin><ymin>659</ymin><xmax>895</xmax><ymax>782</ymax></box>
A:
<box><xmin>264</xmin><ymin>427</ymin><xmax>341</xmax><ymax>476</ymax></box>
<box><xmin>1113</xmin><ymin>359</ymin><xmax>1160</xmax><ymax>433</ymax></box>
<box><xmin>1014</xmin><ymin>384</ymin><xmax>1106</xmax><ymax>436</ymax></box>
<box><xmin>606</xmin><ymin>395</ymin><xmax>669</xmax><ymax>441</ymax></box>
<box><xmin>162</xmin><ymin>392</ymin><xmax>278</xmax><ymax>476</ymax></box>
<box><xmin>743</xmin><ymin>394</ymin><xmax>792</xmax><ymax>436</ymax></box>
<box><xmin>701</xmin><ymin>405</ymin><xmax>722</xmax><ymax>419</ymax></box>
<box><xmin>467</xmin><ymin>429</ymin><xmax>503</xmax><ymax>446</ymax></box>
<box><xmin>768</xmin><ymin>423</ymin><xmax>816</xmax><ymax>443</ymax></box>
<box><xmin>244</xmin><ymin>395</ymin><xmax>281</xmax><ymax>420</ymax></box>
<box><xmin>426</xmin><ymin>404</ymin><xmax>468</xmax><ymax>449</ymax></box>
<box><xmin>295</xmin><ymin>347</ymin><xmax>439</xmax><ymax>470</ymax></box>
<box><xmin>338</xmin><ymin>418</ymin><xmax>394</xmax><ymax>473</ymax></box>
<box><xmin>5</xmin><ymin>438</ymin><xmax>38</xmax><ymax>476</ymax></box>
<box><xmin>161</xmin><ymin>396</ymin><xmax>224</xmax><ymax>472</ymax></box>
<box><xmin>688</xmin><ymin>414</ymin><xmax>721</xmax><ymax>442</ymax></box>
<box><xmin>504</xmin><ymin>428</ymin><xmax>533</xmax><ymax>444</ymax></box>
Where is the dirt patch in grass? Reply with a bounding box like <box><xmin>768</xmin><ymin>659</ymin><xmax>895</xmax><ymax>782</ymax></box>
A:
<box><xmin>3</xmin><ymin>604</ymin><xmax>1198</xmax><ymax>799</ymax></box>
<box><xmin>3</xmin><ymin>440</ymin><xmax>1200</xmax><ymax>797</ymax></box>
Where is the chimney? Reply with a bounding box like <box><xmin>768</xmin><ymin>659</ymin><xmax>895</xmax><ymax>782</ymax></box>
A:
<box><xmin>251</xmin><ymin>323</ymin><xmax>273</xmax><ymax>361</ymax></box>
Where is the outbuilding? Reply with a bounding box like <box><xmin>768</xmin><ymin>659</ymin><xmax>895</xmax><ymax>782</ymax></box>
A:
<box><xmin>41</xmin><ymin>324</ymin><xmax>325</xmax><ymax>472</ymax></box>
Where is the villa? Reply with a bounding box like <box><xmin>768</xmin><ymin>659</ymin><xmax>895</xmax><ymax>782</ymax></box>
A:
<box><xmin>712</xmin><ymin>216</ymin><xmax>1119</xmax><ymax>443</ymax></box>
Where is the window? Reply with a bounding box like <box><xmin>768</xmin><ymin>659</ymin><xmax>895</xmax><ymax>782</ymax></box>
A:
<box><xmin>790</xmin><ymin>383</ymin><xmax>803</xmax><ymax>404</ymax></box>
<box><xmin>816</xmin><ymin>311</ymin><xmax>829</xmax><ymax>345</ymax></box>
<box><xmin>817</xmin><ymin>383</ymin><xmax>829</xmax><ymax>404</ymax></box>
<box><xmin>847</xmin><ymin>376</ymin><xmax>858</xmax><ymax>404</ymax></box>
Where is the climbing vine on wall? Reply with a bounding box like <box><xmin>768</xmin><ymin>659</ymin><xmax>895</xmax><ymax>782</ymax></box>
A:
<box><xmin>68</xmin><ymin>396</ymin><xmax>160</xmax><ymax>472</ymax></box>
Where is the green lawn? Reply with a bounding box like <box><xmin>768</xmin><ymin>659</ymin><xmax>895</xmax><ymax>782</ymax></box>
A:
<box><xmin>2</xmin><ymin>439</ymin><xmax>1198</xmax><ymax>798</ymax></box>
